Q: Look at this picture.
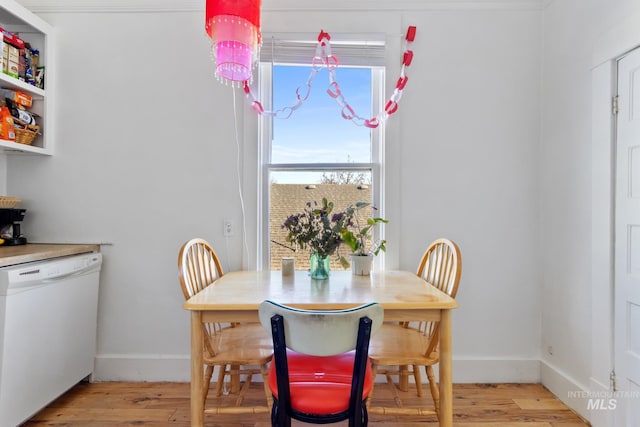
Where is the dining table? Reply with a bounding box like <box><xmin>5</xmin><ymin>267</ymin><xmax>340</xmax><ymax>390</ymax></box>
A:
<box><xmin>183</xmin><ymin>269</ymin><xmax>458</xmax><ymax>427</ymax></box>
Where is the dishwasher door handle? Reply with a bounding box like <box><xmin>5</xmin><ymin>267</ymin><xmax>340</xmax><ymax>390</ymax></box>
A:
<box><xmin>41</xmin><ymin>266</ymin><xmax>99</xmax><ymax>283</ymax></box>
<box><xmin>7</xmin><ymin>267</ymin><xmax>99</xmax><ymax>295</ymax></box>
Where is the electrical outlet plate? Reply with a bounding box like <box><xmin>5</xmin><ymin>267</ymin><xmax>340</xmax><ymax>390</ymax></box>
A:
<box><xmin>224</xmin><ymin>220</ymin><xmax>233</xmax><ymax>237</ymax></box>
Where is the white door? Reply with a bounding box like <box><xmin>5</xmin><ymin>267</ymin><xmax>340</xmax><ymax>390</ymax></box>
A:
<box><xmin>615</xmin><ymin>47</ymin><xmax>640</xmax><ymax>427</ymax></box>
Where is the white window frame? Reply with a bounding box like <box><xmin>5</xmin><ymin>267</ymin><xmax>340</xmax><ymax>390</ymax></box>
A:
<box><xmin>256</xmin><ymin>56</ymin><xmax>386</xmax><ymax>270</ymax></box>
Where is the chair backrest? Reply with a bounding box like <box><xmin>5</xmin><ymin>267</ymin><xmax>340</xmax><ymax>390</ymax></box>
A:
<box><xmin>177</xmin><ymin>238</ymin><xmax>224</xmax><ymax>301</ymax></box>
<box><xmin>261</xmin><ymin>301</ymin><xmax>383</xmax><ymax>424</ymax></box>
<box><xmin>178</xmin><ymin>238</ymin><xmax>225</xmax><ymax>356</ymax></box>
<box><xmin>416</xmin><ymin>238</ymin><xmax>462</xmax><ymax>299</ymax></box>
<box><xmin>416</xmin><ymin>238</ymin><xmax>462</xmax><ymax>356</ymax></box>
<box><xmin>258</xmin><ymin>301</ymin><xmax>384</xmax><ymax>356</ymax></box>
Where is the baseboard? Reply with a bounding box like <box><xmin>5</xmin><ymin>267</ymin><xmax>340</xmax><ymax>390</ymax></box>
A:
<box><xmin>94</xmin><ymin>354</ymin><xmax>541</xmax><ymax>383</ymax></box>
<box><xmin>540</xmin><ymin>360</ymin><xmax>591</xmax><ymax>422</ymax></box>
<box><xmin>94</xmin><ymin>354</ymin><xmax>191</xmax><ymax>382</ymax></box>
<box><xmin>452</xmin><ymin>358</ymin><xmax>541</xmax><ymax>383</ymax></box>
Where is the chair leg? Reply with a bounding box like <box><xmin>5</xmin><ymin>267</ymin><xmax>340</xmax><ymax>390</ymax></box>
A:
<box><xmin>271</xmin><ymin>399</ymin><xmax>277</xmax><ymax>427</ymax></box>
<box><xmin>271</xmin><ymin>398</ymin><xmax>291</xmax><ymax>427</ymax></box>
<box><xmin>398</xmin><ymin>364</ymin><xmax>410</xmax><ymax>391</ymax></box>
<box><xmin>214</xmin><ymin>364</ymin><xmax>226</xmax><ymax>396</ymax></box>
<box><xmin>363</xmin><ymin>404</ymin><xmax>368</xmax><ymax>426</ymax></box>
<box><xmin>233</xmin><ymin>373</ymin><xmax>253</xmax><ymax>407</ymax></box>
<box><xmin>425</xmin><ymin>365</ymin><xmax>440</xmax><ymax>419</ymax></box>
<box><xmin>413</xmin><ymin>364</ymin><xmax>424</xmax><ymax>397</ymax></box>
<box><xmin>348</xmin><ymin>404</ymin><xmax>366</xmax><ymax>427</ymax></box>
<box><xmin>230</xmin><ymin>363</ymin><xmax>241</xmax><ymax>392</ymax></box>
<box><xmin>260</xmin><ymin>362</ymin><xmax>274</xmax><ymax>410</ymax></box>
<box><xmin>203</xmin><ymin>365</ymin><xmax>214</xmax><ymax>403</ymax></box>
<box><xmin>366</xmin><ymin>362</ymin><xmax>378</xmax><ymax>410</ymax></box>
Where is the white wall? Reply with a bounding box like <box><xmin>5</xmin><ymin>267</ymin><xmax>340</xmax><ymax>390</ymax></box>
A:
<box><xmin>7</xmin><ymin>0</ymin><xmax>543</xmax><ymax>384</ymax></box>
<box><xmin>397</xmin><ymin>8</ymin><xmax>542</xmax><ymax>379</ymax></box>
<box><xmin>539</xmin><ymin>0</ymin><xmax>594</xmax><ymax>416</ymax></box>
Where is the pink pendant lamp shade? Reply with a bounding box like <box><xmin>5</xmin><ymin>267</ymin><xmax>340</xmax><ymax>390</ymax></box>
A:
<box><xmin>206</xmin><ymin>0</ymin><xmax>262</xmax><ymax>84</ymax></box>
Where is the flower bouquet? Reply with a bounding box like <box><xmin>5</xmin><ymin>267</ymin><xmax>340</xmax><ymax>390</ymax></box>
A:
<box><xmin>282</xmin><ymin>198</ymin><xmax>350</xmax><ymax>279</ymax></box>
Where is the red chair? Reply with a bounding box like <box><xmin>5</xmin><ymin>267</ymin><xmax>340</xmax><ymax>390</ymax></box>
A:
<box><xmin>258</xmin><ymin>300</ymin><xmax>384</xmax><ymax>427</ymax></box>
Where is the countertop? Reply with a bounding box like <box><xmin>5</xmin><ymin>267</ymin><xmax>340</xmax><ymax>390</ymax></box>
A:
<box><xmin>0</xmin><ymin>243</ymin><xmax>100</xmax><ymax>267</ymax></box>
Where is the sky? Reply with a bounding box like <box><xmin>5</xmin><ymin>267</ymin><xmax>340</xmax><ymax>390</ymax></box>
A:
<box><xmin>271</xmin><ymin>65</ymin><xmax>372</xmax><ymax>167</ymax></box>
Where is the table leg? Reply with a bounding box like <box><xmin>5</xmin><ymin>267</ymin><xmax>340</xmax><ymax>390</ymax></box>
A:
<box><xmin>191</xmin><ymin>311</ymin><xmax>204</xmax><ymax>427</ymax></box>
<box><xmin>439</xmin><ymin>309</ymin><xmax>453</xmax><ymax>427</ymax></box>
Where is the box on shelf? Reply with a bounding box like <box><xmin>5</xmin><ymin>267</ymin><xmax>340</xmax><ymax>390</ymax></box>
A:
<box><xmin>0</xmin><ymin>27</ymin><xmax>38</xmax><ymax>85</ymax></box>
<box><xmin>6</xmin><ymin>46</ymin><xmax>18</xmax><ymax>78</ymax></box>
<box><xmin>35</xmin><ymin>66</ymin><xmax>44</xmax><ymax>89</ymax></box>
<box><xmin>0</xmin><ymin>106</ymin><xmax>16</xmax><ymax>141</ymax></box>
<box><xmin>0</xmin><ymin>89</ymin><xmax>32</xmax><ymax>108</ymax></box>
<box><xmin>1</xmin><ymin>29</ymin><xmax>23</xmax><ymax>79</ymax></box>
<box><xmin>1</xmin><ymin>29</ymin><xmax>24</xmax><ymax>50</ymax></box>
<box><xmin>1</xmin><ymin>41</ymin><xmax>5</xmax><ymax>74</ymax></box>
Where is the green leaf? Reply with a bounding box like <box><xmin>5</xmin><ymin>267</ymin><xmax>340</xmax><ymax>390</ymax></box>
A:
<box><xmin>341</xmin><ymin>230</ymin><xmax>358</xmax><ymax>252</ymax></box>
<box><xmin>339</xmin><ymin>256</ymin><xmax>350</xmax><ymax>269</ymax></box>
<box><xmin>359</xmin><ymin>225</ymin><xmax>372</xmax><ymax>236</ymax></box>
<box><xmin>373</xmin><ymin>239</ymin><xmax>387</xmax><ymax>255</ymax></box>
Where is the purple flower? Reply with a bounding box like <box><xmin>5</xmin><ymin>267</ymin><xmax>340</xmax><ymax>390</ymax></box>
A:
<box><xmin>282</xmin><ymin>215</ymin><xmax>299</xmax><ymax>228</ymax></box>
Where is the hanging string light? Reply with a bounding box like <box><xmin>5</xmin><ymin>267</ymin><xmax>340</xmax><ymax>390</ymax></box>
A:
<box><xmin>205</xmin><ymin>0</ymin><xmax>262</xmax><ymax>85</ymax></box>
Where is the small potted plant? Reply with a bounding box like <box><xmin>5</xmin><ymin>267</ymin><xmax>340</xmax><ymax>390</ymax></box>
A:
<box><xmin>340</xmin><ymin>202</ymin><xmax>388</xmax><ymax>275</ymax></box>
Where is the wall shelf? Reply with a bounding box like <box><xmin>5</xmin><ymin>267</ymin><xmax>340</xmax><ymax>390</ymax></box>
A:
<box><xmin>0</xmin><ymin>0</ymin><xmax>55</xmax><ymax>155</ymax></box>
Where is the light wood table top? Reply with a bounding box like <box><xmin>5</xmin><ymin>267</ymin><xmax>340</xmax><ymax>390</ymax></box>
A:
<box><xmin>183</xmin><ymin>270</ymin><xmax>457</xmax><ymax>312</ymax></box>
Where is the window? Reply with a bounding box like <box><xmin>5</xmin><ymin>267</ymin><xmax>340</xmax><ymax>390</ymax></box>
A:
<box><xmin>257</xmin><ymin>34</ymin><xmax>386</xmax><ymax>270</ymax></box>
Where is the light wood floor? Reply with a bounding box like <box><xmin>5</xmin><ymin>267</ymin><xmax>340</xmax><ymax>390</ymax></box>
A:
<box><xmin>23</xmin><ymin>381</ymin><xmax>590</xmax><ymax>426</ymax></box>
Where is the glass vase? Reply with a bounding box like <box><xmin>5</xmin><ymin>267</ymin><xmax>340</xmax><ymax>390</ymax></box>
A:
<box><xmin>309</xmin><ymin>252</ymin><xmax>330</xmax><ymax>280</ymax></box>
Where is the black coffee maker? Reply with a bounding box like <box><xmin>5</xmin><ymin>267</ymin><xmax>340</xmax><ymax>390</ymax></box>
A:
<box><xmin>0</xmin><ymin>208</ymin><xmax>27</xmax><ymax>245</ymax></box>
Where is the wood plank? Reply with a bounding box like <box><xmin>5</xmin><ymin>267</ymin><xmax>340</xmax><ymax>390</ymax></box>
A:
<box><xmin>514</xmin><ymin>398</ymin><xmax>570</xmax><ymax>410</ymax></box>
<box><xmin>29</xmin><ymin>407</ymin><xmax>176</xmax><ymax>422</ymax></box>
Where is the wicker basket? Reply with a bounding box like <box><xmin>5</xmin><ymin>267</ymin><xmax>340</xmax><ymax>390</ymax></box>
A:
<box><xmin>0</xmin><ymin>196</ymin><xmax>21</xmax><ymax>208</ymax></box>
<box><xmin>14</xmin><ymin>124</ymin><xmax>40</xmax><ymax>146</ymax></box>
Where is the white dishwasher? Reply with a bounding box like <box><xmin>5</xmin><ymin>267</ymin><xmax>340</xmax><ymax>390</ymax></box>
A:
<box><xmin>0</xmin><ymin>252</ymin><xmax>102</xmax><ymax>427</ymax></box>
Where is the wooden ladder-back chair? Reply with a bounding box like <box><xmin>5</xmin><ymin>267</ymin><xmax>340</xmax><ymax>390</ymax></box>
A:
<box><xmin>259</xmin><ymin>300</ymin><xmax>384</xmax><ymax>427</ymax></box>
<box><xmin>178</xmin><ymin>238</ymin><xmax>273</xmax><ymax>413</ymax></box>
<box><xmin>367</xmin><ymin>238</ymin><xmax>462</xmax><ymax>418</ymax></box>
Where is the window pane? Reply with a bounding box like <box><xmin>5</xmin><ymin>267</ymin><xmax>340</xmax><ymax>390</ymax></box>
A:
<box><xmin>271</xmin><ymin>65</ymin><xmax>372</xmax><ymax>164</ymax></box>
<box><xmin>269</xmin><ymin>171</ymin><xmax>372</xmax><ymax>270</ymax></box>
